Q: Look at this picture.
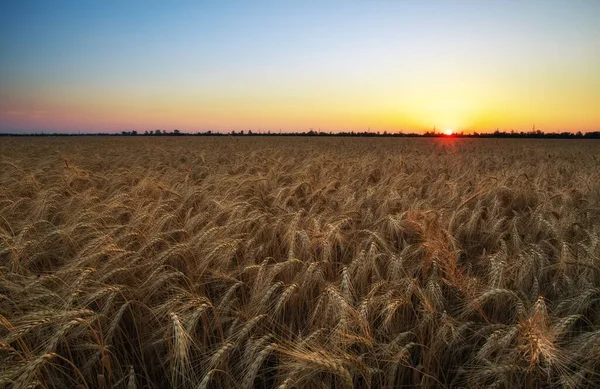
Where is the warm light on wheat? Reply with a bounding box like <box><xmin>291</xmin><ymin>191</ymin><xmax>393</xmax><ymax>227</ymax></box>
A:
<box><xmin>1</xmin><ymin>136</ymin><xmax>599</xmax><ymax>388</ymax></box>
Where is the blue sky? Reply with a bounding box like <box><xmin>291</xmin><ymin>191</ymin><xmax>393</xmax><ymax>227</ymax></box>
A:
<box><xmin>1</xmin><ymin>0</ymin><xmax>599</xmax><ymax>133</ymax></box>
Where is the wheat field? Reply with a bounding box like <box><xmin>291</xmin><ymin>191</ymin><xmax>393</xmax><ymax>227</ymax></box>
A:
<box><xmin>1</xmin><ymin>136</ymin><xmax>600</xmax><ymax>388</ymax></box>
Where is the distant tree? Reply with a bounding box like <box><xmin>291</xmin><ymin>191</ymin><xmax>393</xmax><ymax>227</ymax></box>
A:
<box><xmin>131</xmin><ymin>130</ymin><xmax>137</xmax><ymax>136</ymax></box>
<box><xmin>144</xmin><ymin>130</ymin><xmax>149</xmax><ymax>136</ymax></box>
<box><xmin>174</xmin><ymin>129</ymin><xmax>181</xmax><ymax>136</ymax></box>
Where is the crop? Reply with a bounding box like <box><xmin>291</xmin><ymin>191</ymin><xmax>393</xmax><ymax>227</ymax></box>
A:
<box><xmin>1</xmin><ymin>136</ymin><xmax>600</xmax><ymax>388</ymax></box>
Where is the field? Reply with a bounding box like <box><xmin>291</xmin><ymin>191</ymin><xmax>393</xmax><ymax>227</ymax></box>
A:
<box><xmin>1</xmin><ymin>136</ymin><xmax>600</xmax><ymax>388</ymax></box>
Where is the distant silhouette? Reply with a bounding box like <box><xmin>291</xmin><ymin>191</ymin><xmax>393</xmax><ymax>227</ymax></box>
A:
<box><xmin>2</xmin><ymin>130</ymin><xmax>599</xmax><ymax>139</ymax></box>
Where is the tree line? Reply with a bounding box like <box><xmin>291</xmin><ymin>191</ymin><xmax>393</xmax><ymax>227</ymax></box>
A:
<box><xmin>2</xmin><ymin>129</ymin><xmax>600</xmax><ymax>138</ymax></box>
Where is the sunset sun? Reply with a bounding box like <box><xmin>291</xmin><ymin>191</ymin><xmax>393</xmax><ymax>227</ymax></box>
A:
<box><xmin>444</xmin><ymin>129</ymin><xmax>454</xmax><ymax>136</ymax></box>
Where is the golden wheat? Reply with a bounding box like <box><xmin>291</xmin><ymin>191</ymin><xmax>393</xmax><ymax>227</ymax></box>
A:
<box><xmin>1</xmin><ymin>136</ymin><xmax>600</xmax><ymax>387</ymax></box>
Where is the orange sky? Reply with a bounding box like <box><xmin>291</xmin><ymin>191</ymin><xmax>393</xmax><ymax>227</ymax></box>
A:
<box><xmin>1</xmin><ymin>1</ymin><xmax>599</xmax><ymax>134</ymax></box>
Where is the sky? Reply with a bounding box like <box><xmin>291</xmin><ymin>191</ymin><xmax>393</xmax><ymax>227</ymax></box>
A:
<box><xmin>1</xmin><ymin>0</ymin><xmax>599</xmax><ymax>134</ymax></box>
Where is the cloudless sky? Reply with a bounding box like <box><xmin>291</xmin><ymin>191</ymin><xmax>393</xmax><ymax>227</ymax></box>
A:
<box><xmin>1</xmin><ymin>0</ymin><xmax>599</xmax><ymax>134</ymax></box>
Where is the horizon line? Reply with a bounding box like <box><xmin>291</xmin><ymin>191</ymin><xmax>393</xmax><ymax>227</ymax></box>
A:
<box><xmin>2</xmin><ymin>129</ymin><xmax>600</xmax><ymax>139</ymax></box>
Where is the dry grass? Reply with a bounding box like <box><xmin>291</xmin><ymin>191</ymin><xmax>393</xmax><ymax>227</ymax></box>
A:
<box><xmin>1</xmin><ymin>136</ymin><xmax>600</xmax><ymax>388</ymax></box>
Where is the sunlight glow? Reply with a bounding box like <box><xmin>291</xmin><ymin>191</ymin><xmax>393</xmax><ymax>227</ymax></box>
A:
<box><xmin>1</xmin><ymin>2</ymin><xmax>599</xmax><ymax>134</ymax></box>
<box><xmin>444</xmin><ymin>129</ymin><xmax>454</xmax><ymax>136</ymax></box>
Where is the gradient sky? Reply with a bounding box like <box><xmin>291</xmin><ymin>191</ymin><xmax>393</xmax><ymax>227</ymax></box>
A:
<box><xmin>1</xmin><ymin>0</ymin><xmax>599</xmax><ymax>134</ymax></box>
